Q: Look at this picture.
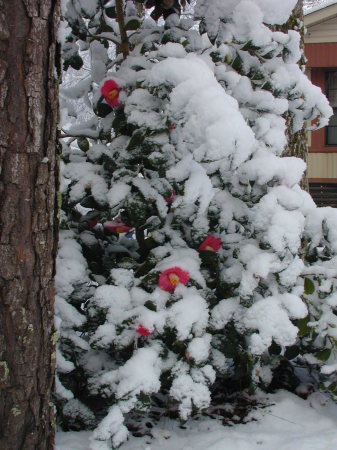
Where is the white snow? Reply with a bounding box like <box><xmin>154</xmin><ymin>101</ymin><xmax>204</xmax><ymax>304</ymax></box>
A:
<box><xmin>107</xmin><ymin>182</ymin><xmax>132</xmax><ymax>209</ymax></box>
<box><xmin>304</xmin><ymin>0</ymin><xmax>337</xmax><ymax>14</ymax></box>
<box><xmin>57</xmin><ymin>1</ymin><xmax>337</xmax><ymax>448</ymax></box>
<box><xmin>166</xmin><ymin>287</ymin><xmax>209</xmax><ymax>340</ymax></box>
<box><xmin>170</xmin><ymin>373</ymin><xmax>211</xmax><ymax>420</ymax></box>
<box><xmin>187</xmin><ymin>334</ymin><xmax>212</xmax><ymax>364</ymax></box>
<box><xmin>243</xmin><ymin>294</ymin><xmax>306</xmax><ymax>354</ymax></box>
<box><xmin>56</xmin><ymin>390</ymin><xmax>337</xmax><ymax>450</ymax></box>
<box><xmin>195</xmin><ymin>0</ymin><xmax>298</xmax><ymax>28</ymax></box>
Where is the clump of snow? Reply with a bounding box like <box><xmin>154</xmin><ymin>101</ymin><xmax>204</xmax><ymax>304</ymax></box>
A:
<box><xmin>92</xmin><ymin>405</ymin><xmax>128</xmax><ymax>447</ymax></box>
<box><xmin>167</xmin><ymin>287</ymin><xmax>209</xmax><ymax>340</ymax></box>
<box><xmin>243</xmin><ymin>294</ymin><xmax>307</xmax><ymax>354</ymax></box>
<box><xmin>187</xmin><ymin>334</ymin><xmax>212</xmax><ymax>364</ymax></box>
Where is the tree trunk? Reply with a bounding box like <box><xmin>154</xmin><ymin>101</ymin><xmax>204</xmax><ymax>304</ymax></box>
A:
<box><xmin>280</xmin><ymin>0</ymin><xmax>309</xmax><ymax>191</ymax></box>
<box><xmin>116</xmin><ymin>0</ymin><xmax>130</xmax><ymax>58</ymax></box>
<box><xmin>0</xmin><ymin>1</ymin><xmax>60</xmax><ymax>449</ymax></box>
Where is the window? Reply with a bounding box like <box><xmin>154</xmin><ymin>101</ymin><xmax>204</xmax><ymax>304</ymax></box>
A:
<box><xmin>325</xmin><ymin>71</ymin><xmax>337</xmax><ymax>146</ymax></box>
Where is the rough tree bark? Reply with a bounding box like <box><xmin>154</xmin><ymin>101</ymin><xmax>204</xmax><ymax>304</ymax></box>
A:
<box><xmin>116</xmin><ymin>0</ymin><xmax>130</xmax><ymax>58</ymax></box>
<box><xmin>0</xmin><ymin>1</ymin><xmax>60</xmax><ymax>449</ymax></box>
<box><xmin>281</xmin><ymin>0</ymin><xmax>309</xmax><ymax>191</ymax></box>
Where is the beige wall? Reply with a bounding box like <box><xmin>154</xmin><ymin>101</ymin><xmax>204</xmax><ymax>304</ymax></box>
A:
<box><xmin>305</xmin><ymin>5</ymin><xmax>337</xmax><ymax>43</ymax></box>
<box><xmin>308</xmin><ymin>153</ymin><xmax>337</xmax><ymax>179</ymax></box>
<box><xmin>305</xmin><ymin>6</ymin><xmax>337</xmax><ymax>181</ymax></box>
<box><xmin>305</xmin><ymin>16</ymin><xmax>337</xmax><ymax>43</ymax></box>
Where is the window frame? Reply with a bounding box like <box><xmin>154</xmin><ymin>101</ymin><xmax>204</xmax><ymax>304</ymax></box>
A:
<box><xmin>325</xmin><ymin>70</ymin><xmax>337</xmax><ymax>146</ymax></box>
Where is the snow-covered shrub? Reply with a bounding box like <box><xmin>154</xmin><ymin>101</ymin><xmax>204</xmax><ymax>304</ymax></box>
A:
<box><xmin>299</xmin><ymin>207</ymin><xmax>337</xmax><ymax>399</ymax></box>
<box><xmin>56</xmin><ymin>1</ymin><xmax>334</xmax><ymax>448</ymax></box>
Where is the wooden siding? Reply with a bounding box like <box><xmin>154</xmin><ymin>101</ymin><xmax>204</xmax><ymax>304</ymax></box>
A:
<box><xmin>305</xmin><ymin>15</ymin><xmax>337</xmax><ymax>43</ymax></box>
<box><xmin>305</xmin><ymin>3</ymin><xmax>337</xmax><ymax>27</ymax></box>
<box><xmin>308</xmin><ymin>152</ymin><xmax>337</xmax><ymax>178</ymax></box>
<box><xmin>305</xmin><ymin>43</ymin><xmax>337</xmax><ymax>67</ymax></box>
<box><xmin>304</xmin><ymin>4</ymin><xmax>337</xmax><ymax>187</ymax></box>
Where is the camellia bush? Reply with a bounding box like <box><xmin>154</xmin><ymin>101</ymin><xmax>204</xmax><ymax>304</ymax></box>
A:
<box><xmin>55</xmin><ymin>1</ymin><xmax>336</xmax><ymax>448</ymax></box>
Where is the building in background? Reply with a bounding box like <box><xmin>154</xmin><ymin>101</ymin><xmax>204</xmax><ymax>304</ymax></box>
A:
<box><xmin>305</xmin><ymin>1</ymin><xmax>337</xmax><ymax>206</ymax></box>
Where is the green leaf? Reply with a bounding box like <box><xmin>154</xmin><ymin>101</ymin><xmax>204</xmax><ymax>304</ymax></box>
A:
<box><xmin>126</xmin><ymin>128</ymin><xmax>146</xmax><ymax>151</ymax></box>
<box><xmin>140</xmin><ymin>271</ymin><xmax>159</xmax><ymax>290</ymax></box>
<box><xmin>134</xmin><ymin>392</ymin><xmax>151</xmax><ymax>414</ymax></box>
<box><xmin>207</xmin><ymin>31</ymin><xmax>217</xmax><ymax>45</ymax></box>
<box><xmin>210</xmin><ymin>51</ymin><xmax>222</xmax><ymax>63</ymax></box>
<box><xmin>96</xmin><ymin>23</ymin><xmax>115</xmax><ymax>34</ymax></box>
<box><xmin>77</xmin><ymin>137</ymin><xmax>90</xmax><ymax>152</ymax></box>
<box><xmin>125</xmin><ymin>18</ymin><xmax>141</xmax><ymax>31</ymax></box>
<box><xmin>144</xmin><ymin>300</ymin><xmax>157</xmax><ymax>312</ymax></box>
<box><xmin>316</xmin><ymin>349</ymin><xmax>331</xmax><ymax>362</ymax></box>
<box><xmin>112</xmin><ymin>108</ymin><xmax>135</xmax><ymax>135</ymax></box>
<box><xmin>261</xmin><ymin>50</ymin><xmax>275</xmax><ymax>60</ymax></box>
<box><xmin>261</xmin><ymin>81</ymin><xmax>273</xmax><ymax>93</ymax></box>
<box><xmin>102</xmin><ymin>153</ymin><xmax>117</xmax><ymax>174</ymax></box>
<box><xmin>64</xmin><ymin>54</ymin><xmax>83</xmax><ymax>71</ymax></box>
<box><xmin>199</xmin><ymin>18</ymin><xmax>207</xmax><ymax>35</ymax></box>
<box><xmin>231</xmin><ymin>55</ymin><xmax>243</xmax><ymax>73</ymax></box>
<box><xmin>241</xmin><ymin>40</ymin><xmax>259</xmax><ymax>51</ymax></box>
<box><xmin>141</xmin><ymin>41</ymin><xmax>157</xmax><ymax>54</ymax></box>
<box><xmin>284</xmin><ymin>345</ymin><xmax>300</xmax><ymax>360</ymax></box>
<box><xmin>304</xmin><ymin>277</ymin><xmax>315</xmax><ymax>295</ymax></box>
<box><xmin>297</xmin><ymin>316</ymin><xmax>310</xmax><ymax>337</ymax></box>
<box><xmin>131</xmin><ymin>64</ymin><xmax>146</xmax><ymax>72</ymax></box>
<box><xmin>80</xmin><ymin>195</ymin><xmax>103</xmax><ymax>210</ymax></box>
<box><xmin>105</xmin><ymin>6</ymin><xmax>116</xmax><ymax>18</ymax></box>
<box><xmin>199</xmin><ymin>250</ymin><xmax>218</xmax><ymax>268</ymax></box>
<box><xmin>93</xmin><ymin>95</ymin><xmax>114</xmax><ymax>118</ymax></box>
<box><xmin>269</xmin><ymin>341</ymin><xmax>282</xmax><ymax>355</ymax></box>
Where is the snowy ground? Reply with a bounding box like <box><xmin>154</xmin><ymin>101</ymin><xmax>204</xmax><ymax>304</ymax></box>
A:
<box><xmin>56</xmin><ymin>390</ymin><xmax>337</xmax><ymax>450</ymax></box>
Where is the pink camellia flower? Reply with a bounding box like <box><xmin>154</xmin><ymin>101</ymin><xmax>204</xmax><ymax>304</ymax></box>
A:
<box><xmin>103</xmin><ymin>221</ymin><xmax>132</xmax><ymax>234</ymax></box>
<box><xmin>158</xmin><ymin>267</ymin><xmax>190</xmax><ymax>292</ymax></box>
<box><xmin>165</xmin><ymin>188</ymin><xmax>176</xmax><ymax>205</ymax></box>
<box><xmin>101</xmin><ymin>79</ymin><xmax>121</xmax><ymax>107</ymax></box>
<box><xmin>136</xmin><ymin>324</ymin><xmax>151</xmax><ymax>337</ymax></box>
<box><xmin>199</xmin><ymin>235</ymin><xmax>222</xmax><ymax>253</ymax></box>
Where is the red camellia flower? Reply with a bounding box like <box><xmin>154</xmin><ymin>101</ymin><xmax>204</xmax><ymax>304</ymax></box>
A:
<box><xmin>158</xmin><ymin>267</ymin><xmax>190</xmax><ymax>292</ymax></box>
<box><xmin>168</xmin><ymin>124</ymin><xmax>177</xmax><ymax>130</ymax></box>
<box><xmin>136</xmin><ymin>324</ymin><xmax>151</xmax><ymax>337</ymax></box>
<box><xmin>199</xmin><ymin>235</ymin><xmax>222</xmax><ymax>253</ymax></box>
<box><xmin>87</xmin><ymin>219</ymin><xmax>98</xmax><ymax>229</ymax></box>
<box><xmin>165</xmin><ymin>188</ymin><xmax>176</xmax><ymax>205</ymax></box>
<box><xmin>101</xmin><ymin>79</ymin><xmax>121</xmax><ymax>107</ymax></box>
<box><xmin>103</xmin><ymin>221</ymin><xmax>132</xmax><ymax>234</ymax></box>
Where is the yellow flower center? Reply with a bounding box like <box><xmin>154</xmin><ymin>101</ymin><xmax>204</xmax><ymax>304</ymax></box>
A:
<box><xmin>108</xmin><ymin>89</ymin><xmax>118</xmax><ymax>100</ymax></box>
<box><xmin>168</xmin><ymin>273</ymin><xmax>179</xmax><ymax>286</ymax></box>
<box><xmin>204</xmin><ymin>245</ymin><xmax>215</xmax><ymax>252</ymax></box>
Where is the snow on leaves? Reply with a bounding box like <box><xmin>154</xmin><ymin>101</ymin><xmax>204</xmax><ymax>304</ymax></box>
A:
<box><xmin>57</xmin><ymin>0</ymin><xmax>337</xmax><ymax>447</ymax></box>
